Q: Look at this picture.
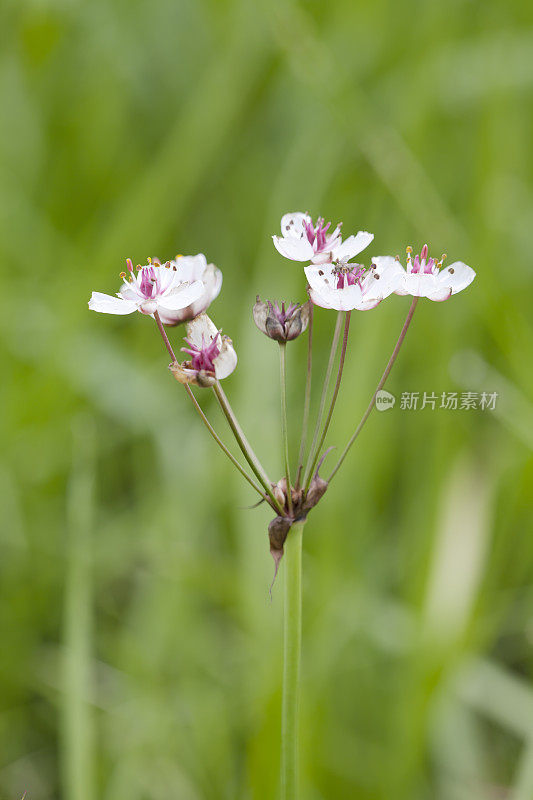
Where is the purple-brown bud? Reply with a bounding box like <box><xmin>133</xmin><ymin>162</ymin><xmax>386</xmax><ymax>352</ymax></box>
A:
<box><xmin>303</xmin><ymin>475</ymin><xmax>328</xmax><ymax>512</ymax></box>
<box><xmin>272</xmin><ymin>477</ymin><xmax>302</xmax><ymax>516</ymax></box>
<box><xmin>253</xmin><ymin>297</ymin><xmax>310</xmax><ymax>342</ymax></box>
<box><xmin>268</xmin><ymin>515</ymin><xmax>292</xmax><ymax>585</ymax></box>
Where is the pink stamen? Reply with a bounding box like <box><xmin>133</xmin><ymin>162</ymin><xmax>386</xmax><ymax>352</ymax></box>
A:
<box><xmin>268</xmin><ymin>301</ymin><xmax>299</xmax><ymax>326</ymax></box>
<box><xmin>181</xmin><ymin>332</ymin><xmax>221</xmax><ymax>373</ymax></box>
<box><xmin>406</xmin><ymin>244</ymin><xmax>439</xmax><ymax>274</ymax></box>
<box><xmin>304</xmin><ymin>216</ymin><xmax>340</xmax><ymax>252</ymax></box>
<box><xmin>139</xmin><ymin>266</ymin><xmax>157</xmax><ymax>298</ymax></box>
<box><xmin>334</xmin><ymin>264</ymin><xmax>364</xmax><ymax>289</ymax></box>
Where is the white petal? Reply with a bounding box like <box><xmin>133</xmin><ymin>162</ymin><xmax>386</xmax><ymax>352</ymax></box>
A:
<box><xmin>308</xmin><ymin>287</ymin><xmax>334</xmax><ymax>309</ymax></box>
<box><xmin>426</xmin><ymin>286</ymin><xmax>452</xmax><ymax>302</ymax></box>
<box><xmin>170</xmin><ymin>253</ymin><xmax>208</xmax><ymax>283</ymax></box>
<box><xmin>310</xmin><ymin>283</ymin><xmax>380</xmax><ymax>311</ymax></box>
<box><xmin>398</xmin><ymin>272</ymin><xmax>441</xmax><ymax>298</ymax></box>
<box><xmin>310</xmin><ymin>251</ymin><xmax>335</xmax><ymax>265</ymax></box>
<box><xmin>306</xmin><ymin>264</ymin><xmax>384</xmax><ymax>310</ymax></box>
<box><xmin>280</xmin><ymin>212</ymin><xmax>311</xmax><ymax>239</ymax></box>
<box><xmin>333</xmin><ymin>231</ymin><xmax>374</xmax><ymax>261</ymax></box>
<box><xmin>119</xmin><ymin>283</ymin><xmax>142</xmax><ymax>302</ymax></box>
<box><xmin>436</xmin><ymin>261</ymin><xmax>476</xmax><ymax>295</ymax></box>
<box><xmin>209</xmin><ymin>264</ymin><xmax>223</xmax><ymax>302</ymax></box>
<box><xmin>273</xmin><ymin>235</ymin><xmax>315</xmax><ymax>261</ymax></box>
<box><xmin>151</xmin><ymin>265</ymin><xmax>182</xmax><ymax>294</ymax></box>
<box><xmin>185</xmin><ymin>312</ymin><xmax>219</xmax><ymax>349</ymax></box>
<box><xmin>368</xmin><ymin>256</ymin><xmax>406</xmax><ymax>298</ymax></box>
<box><xmin>304</xmin><ymin>264</ymin><xmax>336</xmax><ymax>293</ymax></box>
<box><xmin>88</xmin><ymin>292</ymin><xmax>138</xmax><ymax>315</ymax></box>
<box><xmin>214</xmin><ymin>338</ymin><xmax>238</xmax><ymax>380</ymax></box>
<box><xmin>158</xmin><ymin>280</ymin><xmax>204</xmax><ymax>311</ymax></box>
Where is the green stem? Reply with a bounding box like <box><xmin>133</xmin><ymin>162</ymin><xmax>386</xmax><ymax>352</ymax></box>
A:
<box><xmin>279</xmin><ymin>342</ymin><xmax>293</xmax><ymax>515</ymax></box>
<box><xmin>302</xmin><ymin>310</ymin><xmax>343</xmax><ymax>488</ymax></box>
<box><xmin>281</xmin><ymin>519</ymin><xmax>304</xmax><ymax>800</ymax></box>
<box><xmin>328</xmin><ymin>297</ymin><xmax>419</xmax><ymax>482</ymax></box>
<box><xmin>213</xmin><ymin>381</ymin><xmax>285</xmax><ymax>515</ymax></box>
<box><xmin>304</xmin><ymin>311</ymin><xmax>351</xmax><ymax>491</ymax></box>
<box><xmin>63</xmin><ymin>417</ymin><xmax>96</xmax><ymax>800</ymax></box>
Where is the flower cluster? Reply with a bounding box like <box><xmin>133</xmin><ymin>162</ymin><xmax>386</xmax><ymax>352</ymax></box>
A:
<box><xmin>88</xmin><ymin>211</ymin><xmax>476</xmax><ymax>573</ymax></box>
<box><xmin>272</xmin><ymin>212</ymin><xmax>475</xmax><ymax>309</ymax></box>
<box><xmin>89</xmin><ymin>254</ymin><xmax>234</xmax><ymax>386</ymax></box>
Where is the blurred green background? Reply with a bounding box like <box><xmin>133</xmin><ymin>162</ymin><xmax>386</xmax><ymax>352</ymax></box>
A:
<box><xmin>1</xmin><ymin>0</ymin><xmax>533</xmax><ymax>797</ymax></box>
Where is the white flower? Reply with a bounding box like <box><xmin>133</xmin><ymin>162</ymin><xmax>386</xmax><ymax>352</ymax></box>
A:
<box><xmin>304</xmin><ymin>259</ymin><xmax>392</xmax><ymax>311</ymax></box>
<box><xmin>170</xmin><ymin>313</ymin><xmax>237</xmax><ymax>388</ymax></box>
<box><xmin>88</xmin><ymin>259</ymin><xmax>204</xmax><ymax>322</ymax></box>
<box><xmin>377</xmin><ymin>245</ymin><xmax>476</xmax><ymax>302</ymax></box>
<box><xmin>157</xmin><ymin>253</ymin><xmax>222</xmax><ymax>326</ymax></box>
<box><xmin>273</xmin><ymin>212</ymin><xmax>374</xmax><ymax>265</ymax></box>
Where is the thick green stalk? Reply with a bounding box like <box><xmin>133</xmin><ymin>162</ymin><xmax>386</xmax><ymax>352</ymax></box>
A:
<box><xmin>62</xmin><ymin>418</ymin><xmax>96</xmax><ymax>800</ymax></box>
<box><xmin>279</xmin><ymin>342</ymin><xmax>293</xmax><ymax>514</ymax></box>
<box><xmin>281</xmin><ymin>519</ymin><xmax>305</xmax><ymax>800</ymax></box>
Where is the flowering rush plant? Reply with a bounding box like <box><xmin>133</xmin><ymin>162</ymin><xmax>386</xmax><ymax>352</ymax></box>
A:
<box><xmin>89</xmin><ymin>212</ymin><xmax>475</xmax><ymax>799</ymax></box>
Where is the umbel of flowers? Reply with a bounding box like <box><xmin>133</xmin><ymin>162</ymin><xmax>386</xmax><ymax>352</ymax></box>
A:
<box><xmin>89</xmin><ymin>215</ymin><xmax>475</xmax><ymax>800</ymax></box>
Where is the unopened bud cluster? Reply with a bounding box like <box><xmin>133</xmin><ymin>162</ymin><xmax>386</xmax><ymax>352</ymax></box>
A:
<box><xmin>253</xmin><ymin>297</ymin><xmax>310</xmax><ymax>342</ymax></box>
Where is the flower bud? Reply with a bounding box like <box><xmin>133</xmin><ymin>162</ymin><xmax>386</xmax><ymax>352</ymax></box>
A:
<box><xmin>169</xmin><ymin>313</ymin><xmax>237</xmax><ymax>388</ymax></box>
<box><xmin>253</xmin><ymin>297</ymin><xmax>310</xmax><ymax>342</ymax></box>
<box><xmin>303</xmin><ymin>475</ymin><xmax>328</xmax><ymax>512</ymax></box>
<box><xmin>272</xmin><ymin>477</ymin><xmax>302</xmax><ymax>516</ymax></box>
<box><xmin>268</xmin><ymin>515</ymin><xmax>292</xmax><ymax>586</ymax></box>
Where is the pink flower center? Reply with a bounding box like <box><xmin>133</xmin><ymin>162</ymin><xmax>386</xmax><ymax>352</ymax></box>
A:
<box><xmin>139</xmin><ymin>266</ymin><xmax>158</xmax><ymax>298</ymax></box>
<box><xmin>405</xmin><ymin>244</ymin><xmax>447</xmax><ymax>275</ymax></box>
<box><xmin>332</xmin><ymin>263</ymin><xmax>365</xmax><ymax>290</ymax></box>
<box><xmin>304</xmin><ymin>216</ymin><xmax>339</xmax><ymax>253</ymax></box>
<box><xmin>181</xmin><ymin>332</ymin><xmax>221</xmax><ymax>373</ymax></box>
